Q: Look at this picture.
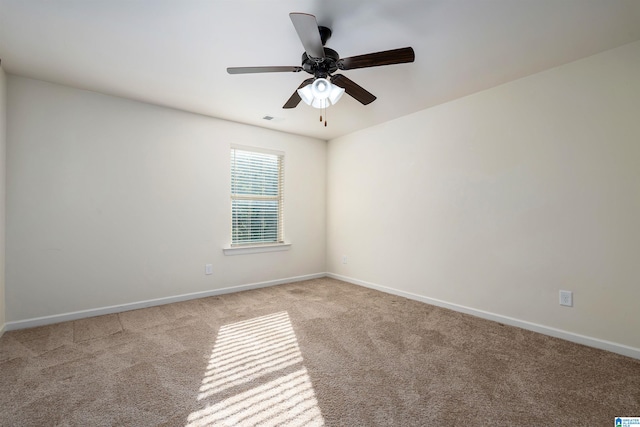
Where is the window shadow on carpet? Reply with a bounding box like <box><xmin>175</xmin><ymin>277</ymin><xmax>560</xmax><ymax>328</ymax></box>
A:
<box><xmin>185</xmin><ymin>311</ymin><xmax>325</xmax><ymax>426</ymax></box>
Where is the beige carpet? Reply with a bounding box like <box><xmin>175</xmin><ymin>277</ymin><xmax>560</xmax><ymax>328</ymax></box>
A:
<box><xmin>1</xmin><ymin>277</ymin><xmax>639</xmax><ymax>426</ymax></box>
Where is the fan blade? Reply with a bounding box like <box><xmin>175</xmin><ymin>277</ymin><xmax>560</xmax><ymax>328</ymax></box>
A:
<box><xmin>227</xmin><ymin>66</ymin><xmax>303</xmax><ymax>74</ymax></box>
<box><xmin>290</xmin><ymin>13</ymin><xmax>325</xmax><ymax>59</ymax></box>
<box><xmin>283</xmin><ymin>78</ymin><xmax>314</xmax><ymax>109</ymax></box>
<box><xmin>337</xmin><ymin>47</ymin><xmax>415</xmax><ymax>70</ymax></box>
<box><xmin>331</xmin><ymin>74</ymin><xmax>376</xmax><ymax>105</ymax></box>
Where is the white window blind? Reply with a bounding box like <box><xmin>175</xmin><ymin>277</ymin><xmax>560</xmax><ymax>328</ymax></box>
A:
<box><xmin>230</xmin><ymin>148</ymin><xmax>284</xmax><ymax>246</ymax></box>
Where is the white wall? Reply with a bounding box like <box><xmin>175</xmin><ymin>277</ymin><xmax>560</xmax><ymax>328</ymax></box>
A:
<box><xmin>6</xmin><ymin>76</ymin><xmax>326</xmax><ymax>322</ymax></box>
<box><xmin>327</xmin><ymin>41</ymin><xmax>640</xmax><ymax>351</ymax></box>
<box><xmin>0</xmin><ymin>65</ymin><xmax>6</xmax><ymax>334</ymax></box>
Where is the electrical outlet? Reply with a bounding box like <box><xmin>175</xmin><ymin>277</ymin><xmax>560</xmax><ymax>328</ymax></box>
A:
<box><xmin>342</xmin><ymin>255</ymin><xmax>348</xmax><ymax>264</ymax></box>
<box><xmin>205</xmin><ymin>264</ymin><xmax>213</xmax><ymax>275</ymax></box>
<box><xmin>559</xmin><ymin>290</ymin><xmax>573</xmax><ymax>307</ymax></box>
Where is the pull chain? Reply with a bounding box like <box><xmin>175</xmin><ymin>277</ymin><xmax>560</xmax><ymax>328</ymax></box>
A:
<box><xmin>319</xmin><ymin>105</ymin><xmax>328</xmax><ymax>127</ymax></box>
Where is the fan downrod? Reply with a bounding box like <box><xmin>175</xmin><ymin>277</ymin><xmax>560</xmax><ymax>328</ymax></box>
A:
<box><xmin>318</xmin><ymin>26</ymin><xmax>332</xmax><ymax>46</ymax></box>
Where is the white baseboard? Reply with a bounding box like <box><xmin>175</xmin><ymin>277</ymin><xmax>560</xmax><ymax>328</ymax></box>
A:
<box><xmin>327</xmin><ymin>272</ymin><xmax>640</xmax><ymax>360</ymax></box>
<box><xmin>0</xmin><ymin>322</ymin><xmax>5</xmax><ymax>338</ymax></box>
<box><xmin>4</xmin><ymin>272</ymin><xmax>325</xmax><ymax>332</ymax></box>
<box><xmin>7</xmin><ymin>271</ymin><xmax>639</xmax><ymax>360</ymax></box>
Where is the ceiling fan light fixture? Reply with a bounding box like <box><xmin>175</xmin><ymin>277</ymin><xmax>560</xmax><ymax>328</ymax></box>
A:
<box><xmin>228</xmin><ymin>13</ymin><xmax>416</xmax><ymax>111</ymax></box>
<box><xmin>297</xmin><ymin>78</ymin><xmax>345</xmax><ymax>109</ymax></box>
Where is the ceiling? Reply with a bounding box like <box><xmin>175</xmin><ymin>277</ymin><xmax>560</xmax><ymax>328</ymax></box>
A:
<box><xmin>1</xmin><ymin>0</ymin><xmax>640</xmax><ymax>141</ymax></box>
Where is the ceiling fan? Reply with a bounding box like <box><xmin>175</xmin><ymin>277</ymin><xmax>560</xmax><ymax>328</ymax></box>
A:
<box><xmin>227</xmin><ymin>13</ymin><xmax>415</xmax><ymax>110</ymax></box>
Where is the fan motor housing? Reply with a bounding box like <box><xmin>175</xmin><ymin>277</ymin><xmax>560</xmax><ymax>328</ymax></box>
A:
<box><xmin>301</xmin><ymin>47</ymin><xmax>339</xmax><ymax>78</ymax></box>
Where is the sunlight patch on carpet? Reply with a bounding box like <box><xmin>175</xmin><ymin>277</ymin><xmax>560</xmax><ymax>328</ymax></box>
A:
<box><xmin>186</xmin><ymin>311</ymin><xmax>325</xmax><ymax>426</ymax></box>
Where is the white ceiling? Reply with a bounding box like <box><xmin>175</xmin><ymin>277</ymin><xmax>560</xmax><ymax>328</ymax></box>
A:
<box><xmin>1</xmin><ymin>0</ymin><xmax>640</xmax><ymax>140</ymax></box>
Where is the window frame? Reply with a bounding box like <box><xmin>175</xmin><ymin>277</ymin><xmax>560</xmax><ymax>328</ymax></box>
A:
<box><xmin>225</xmin><ymin>145</ymin><xmax>289</xmax><ymax>255</ymax></box>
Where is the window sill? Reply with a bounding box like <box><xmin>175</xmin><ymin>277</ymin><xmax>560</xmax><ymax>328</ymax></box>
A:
<box><xmin>223</xmin><ymin>243</ymin><xmax>291</xmax><ymax>256</ymax></box>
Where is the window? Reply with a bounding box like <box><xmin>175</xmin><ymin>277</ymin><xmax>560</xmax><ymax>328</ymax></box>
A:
<box><xmin>230</xmin><ymin>147</ymin><xmax>284</xmax><ymax>246</ymax></box>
